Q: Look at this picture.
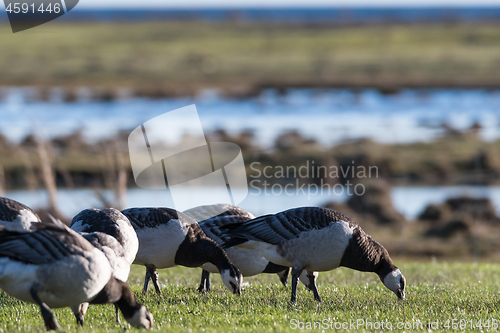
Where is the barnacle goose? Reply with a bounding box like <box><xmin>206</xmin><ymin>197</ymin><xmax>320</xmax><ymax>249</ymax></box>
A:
<box><xmin>69</xmin><ymin>208</ymin><xmax>139</xmax><ymax>325</ymax></box>
<box><xmin>0</xmin><ymin>223</ymin><xmax>153</xmax><ymax>330</ymax></box>
<box><xmin>121</xmin><ymin>207</ymin><xmax>242</xmax><ymax>296</ymax></box>
<box><xmin>221</xmin><ymin>207</ymin><xmax>406</xmax><ymax>302</ymax></box>
<box><xmin>0</xmin><ymin>197</ymin><xmax>41</xmax><ymax>231</ymax></box>
<box><xmin>184</xmin><ymin>204</ymin><xmax>316</xmax><ymax>295</ymax></box>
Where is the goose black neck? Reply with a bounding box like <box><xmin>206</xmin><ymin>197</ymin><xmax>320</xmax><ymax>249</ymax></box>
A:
<box><xmin>339</xmin><ymin>227</ymin><xmax>396</xmax><ymax>277</ymax></box>
<box><xmin>89</xmin><ymin>277</ymin><xmax>123</xmax><ymax>305</ymax></box>
<box><xmin>375</xmin><ymin>257</ymin><xmax>397</xmax><ymax>281</ymax></box>
<box><xmin>89</xmin><ymin>277</ymin><xmax>140</xmax><ymax>315</ymax></box>
<box><xmin>114</xmin><ymin>281</ymin><xmax>142</xmax><ymax>320</ymax></box>
<box><xmin>207</xmin><ymin>241</ymin><xmax>233</xmax><ymax>271</ymax></box>
<box><xmin>174</xmin><ymin>225</ymin><xmax>234</xmax><ymax>270</ymax></box>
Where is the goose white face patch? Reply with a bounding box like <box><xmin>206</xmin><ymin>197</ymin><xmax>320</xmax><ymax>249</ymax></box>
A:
<box><xmin>383</xmin><ymin>269</ymin><xmax>405</xmax><ymax>300</ymax></box>
<box><xmin>126</xmin><ymin>306</ymin><xmax>154</xmax><ymax>329</ymax></box>
<box><xmin>220</xmin><ymin>269</ymin><xmax>242</xmax><ymax>295</ymax></box>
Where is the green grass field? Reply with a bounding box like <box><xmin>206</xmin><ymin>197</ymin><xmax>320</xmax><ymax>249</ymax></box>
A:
<box><xmin>1</xmin><ymin>262</ymin><xmax>499</xmax><ymax>332</ymax></box>
<box><xmin>2</xmin><ymin>21</ymin><xmax>500</xmax><ymax>89</ymax></box>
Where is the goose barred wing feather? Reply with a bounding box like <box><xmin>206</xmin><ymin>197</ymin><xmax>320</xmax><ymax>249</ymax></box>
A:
<box><xmin>0</xmin><ymin>197</ymin><xmax>41</xmax><ymax>223</ymax></box>
<box><xmin>0</xmin><ymin>224</ymin><xmax>93</xmax><ymax>265</ymax></box>
<box><xmin>70</xmin><ymin>208</ymin><xmax>133</xmax><ymax>245</ymax></box>
<box><xmin>222</xmin><ymin>207</ymin><xmax>355</xmax><ymax>248</ymax></box>
<box><xmin>198</xmin><ymin>215</ymin><xmax>253</xmax><ymax>245</ymax></box>
<box><xmin>221</xmin><ymin>214</ymin><xmax>298</xmax><ymax>247</ymax></box>
<box><xmin>184</xmin><ymin>204</ymin><xmax>255</xmax><ymax>222</ymax></box>
<box><xmin>71</xmin><ymin>208</ymin><xmax>128</xmax><ymax>229</ymax></box>
<box><xmin>122</xmin><ymin>207</ymin><xmax>196</xmax><ymax>229</ymax></box>
<box><xmin>81</xmin><ymin>232</ymin><xmax>125</xmax><ymax>257</ymax></box>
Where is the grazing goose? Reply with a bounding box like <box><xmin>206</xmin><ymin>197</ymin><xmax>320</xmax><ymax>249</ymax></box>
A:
<box><xmin>221</xmin><ymin>207</ymin><xmax>406</xmax><ymax>303</ymax></box>
<box><xmin>121</xmin><ymin>207</ymin><xmax>242</xmax><ymax>296</ymax></box>
<box><xmin>69</xmin><ymin>208</ymin><xmax>139</xmax><ymax>325</ymax></box>
<box><xmin>70</xmin><ymin>208</ymin><xmax>138</xmax><ymax>282</ymax></box>
<box><xmin>198</xmin><ymin>215</ymin><xmax>321</xmax><ymax>299</ymax></box>
<box><xmin>0</xmin><ymin>223</ymin><xmax>153</xmax><ymax>330</ymax></box>
<box><xmin>0</xmin><ymin>197</ymin><xmax>41</xmax><ymax>231</ymax></box>
<box><xmin>183</xmin><ymin>204</ymin><xmax>292</xmax><ymax>293</ymax></box>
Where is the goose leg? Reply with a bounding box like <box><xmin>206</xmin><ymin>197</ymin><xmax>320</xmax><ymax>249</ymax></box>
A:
<box><xmin>290</xmin><ymin>267</ymin><xmax>303</xmax><ymax>303</ymax></box>
<box><xmin>198</xmin><ymin>270</ymin><xmax>210</xmax><ymax>293</ymax></box>
<box><xmin>142</xmin><ymin>269</ymin><xmax>151</xmax><ymax>295</ymax></box>
<box><xmin>306</xmin><ymin>271</ymin><xmax>322</xmax><ymax>302</ymax></box>
<box><xmin>290</xmin><ymin>276</ymin><xmax>298</xmax><ymax>303</ymax></box>
<box><xmin>30</xmin><ymin>284</ymin><xmax>60</xmax><ymax>330</ymax></box>
<box><xmin>277</xmin><ymin>268</ymin><xmax>290</xmax><ymax>287</ymax></box>
<box><xmin>146</xmin><ymin>264</ymin><xmax>161</xmax><ymax>295</ymax></box>
<box><xmin>202</xmin><ymin>270</ymin><xmax>211</xmax><ymax>292</ymax></box>
<box><xmin>205</xmin><ymin>271</ymin><xmax>211</xmax><ymax>292</ymax></box>
<box><xmin>114</xmin><ymin>304</ymin><xmax>121</xmax><ymax>325</ymax></box>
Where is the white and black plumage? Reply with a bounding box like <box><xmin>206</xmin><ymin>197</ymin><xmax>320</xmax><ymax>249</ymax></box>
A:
<box><xmin>70</xmin><ymin>208</ymin><xmax>138</xmax><ymax>282</ymax></box>
<box><xmin>183</xmin><ymin>204</ymin><xmax>292</xmax><ymax>293</ymax></box>
<box><xmin>184</xmin><ymin>204</ymin><xmax>255</xmax><ymax>222</ymax></box>
<box><xmin>221</xmin><ymin>206</ymin><xmax>406</xmax><ymax>303</ymax></box>
<box><xmin>0</xmin><ymin>223</ymin><xmax>153</xmax><ymax>330</ymax></box>
<box><xmin>121</xmin><ymin>207</ymin><xmax>242</xmax><ymax>296</ymax></box>
<box><xmin>69</xmin><ymin>208</ymin><xmax>139</xmax><ymax>325</ymax></box>
<box><xmin>0</xmin><ymin>197</ymin><xmax>41</xmax><ymax>231</ymax></box>
<box><xmin>186</xmin><ymin>204</ymin><xmax>321</xmax><ymax>299</ymax></box>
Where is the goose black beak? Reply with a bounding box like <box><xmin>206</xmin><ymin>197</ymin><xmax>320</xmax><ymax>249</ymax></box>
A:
<box><xmin>397</xmin><ymin>290</ymin><xmax>405</xmax><ymax>301</ymax></box>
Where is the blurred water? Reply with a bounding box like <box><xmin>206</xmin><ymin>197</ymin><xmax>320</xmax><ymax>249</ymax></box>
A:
<box><xmin>6</xmin><ymin>185</ymin><xmax>500</xmax><ymax>221</ymax></box>
<box><xmin>4</xmin><ymin>7</ymin><xmax>500</xmax><ymax>24</ymax></box>
<box><xmin>1</xmin><ymin>88</ymin><xmax>499</xmax><ymax>147</ymax></box>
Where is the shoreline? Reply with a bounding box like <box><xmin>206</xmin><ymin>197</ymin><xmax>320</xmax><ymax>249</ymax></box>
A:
<box><xmin>4</xmin><ymin>79</ymin><xmax>500</xmax><ymax>102</ymax></box>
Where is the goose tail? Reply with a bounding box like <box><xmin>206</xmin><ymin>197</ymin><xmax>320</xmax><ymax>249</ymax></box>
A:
<box><xmin>47</xmin><ymin>214</ymin><xmax>66</xmax><ymax>228</ymax></box>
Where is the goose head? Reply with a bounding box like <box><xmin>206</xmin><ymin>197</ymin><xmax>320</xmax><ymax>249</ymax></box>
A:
<box><xmin>125</xmin><ymin>305</ymin><xmax>154</xmax><ymax>329</ymax></box>
<box><xmin>220</xmin><ymin>267</ymin><xmax>243</xmax><ymax>295</ymax></box>
<box><xmin>382</xmin><ymin>268</ymin><xmax>406</xmax><ymax>300</ymax></box>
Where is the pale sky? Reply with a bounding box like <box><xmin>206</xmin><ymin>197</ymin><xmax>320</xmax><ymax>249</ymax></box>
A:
<box><xmin>78</xmin><ymin>0</ymin><xmax>500</xmax><ymax>8</ymax></box>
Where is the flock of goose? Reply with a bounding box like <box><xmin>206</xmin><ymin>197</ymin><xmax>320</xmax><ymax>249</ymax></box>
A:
<box><xmin>0</xmin><ymin>196</ymin><xmax>406</xmax><ymax>330</ymax></box>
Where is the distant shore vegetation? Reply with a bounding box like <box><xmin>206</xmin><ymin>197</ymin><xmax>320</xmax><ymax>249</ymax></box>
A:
<box><xmin>2</xmin><ymin>22</ymin><xmax>500</xmax><ymax>95</ymax></box>
<box><xmin>0</xmin><ymin>122</ymin><xmax>497</xmax><ymax>191</ymax></box>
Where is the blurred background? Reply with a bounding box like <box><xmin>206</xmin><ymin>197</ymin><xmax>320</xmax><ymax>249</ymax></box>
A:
<box><xmin>1</xmin><ymin>0</ymin><xmax>500</xmax><ymax>261</ymax></box>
